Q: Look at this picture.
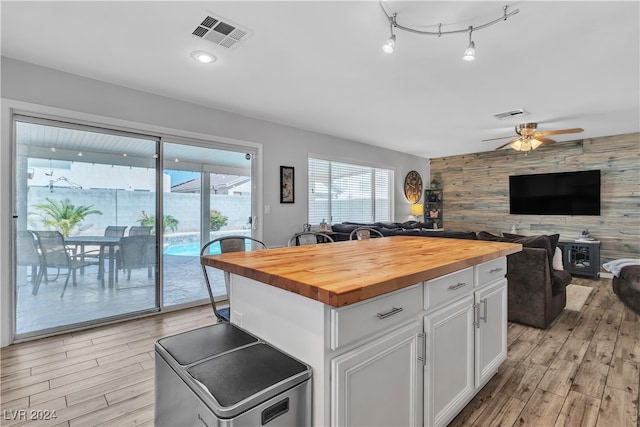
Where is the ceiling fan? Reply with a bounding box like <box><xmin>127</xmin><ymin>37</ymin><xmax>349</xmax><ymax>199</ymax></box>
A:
<box><xmin>483</xmin><ymin>123</ymin><xmax>584</xmax><ymax>153</ymax></box>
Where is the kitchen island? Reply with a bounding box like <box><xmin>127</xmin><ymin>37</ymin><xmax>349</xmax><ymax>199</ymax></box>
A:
<box><xmin>201</xmin><ymin>236</ymin><xmax>521</xmax><ymax>426</ymax></box>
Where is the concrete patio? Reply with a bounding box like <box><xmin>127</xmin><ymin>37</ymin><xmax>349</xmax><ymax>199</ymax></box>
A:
<box><xmin>15</xmin><ymin>254</ymin><xmax>225</xmax><ymax>336</ymax></box>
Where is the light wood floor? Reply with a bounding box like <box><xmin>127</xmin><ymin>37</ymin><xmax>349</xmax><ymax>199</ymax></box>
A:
<box><xmin>451</xmin><ymin>276</ymin><xmax>640</xmax><ymax>427</ymax></box>
<box><xmin>1</xmin><ymin>277</ymin><xmax>637</xmax><ymax>427</ymax></box>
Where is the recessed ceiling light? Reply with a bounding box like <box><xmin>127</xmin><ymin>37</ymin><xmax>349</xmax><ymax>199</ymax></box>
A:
<box><xmin>191</xmin><ymin>50</ymin><xmax>216</xmax><ymax>64</ymax></box>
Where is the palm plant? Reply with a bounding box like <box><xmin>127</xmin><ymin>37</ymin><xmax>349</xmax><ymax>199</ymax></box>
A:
<box><xmin>32</xmin><ymin>198</ymin><xmax>102</xmax><ymax>237</ymax></box>
<box><xmin>138</xmin><ymin>211</ymin><xmax>179</xmax><ymax>233</ymax></box>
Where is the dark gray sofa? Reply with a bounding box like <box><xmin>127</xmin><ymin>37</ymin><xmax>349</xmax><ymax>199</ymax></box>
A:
<box><xmin>330</xmin><ymin>222</ymin><xmax>476</xmax><ymax>242</ymax></box>
<box><xmin>330</xmin><ymin>223</ymin><xmax>572</xmax><ymax>328</ymax></box>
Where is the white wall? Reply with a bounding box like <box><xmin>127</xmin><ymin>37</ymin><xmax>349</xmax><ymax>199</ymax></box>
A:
<box><xmin>0</xmin><ymin>58</ymin><xmax>428</xmax><ymax>345</ymax></box>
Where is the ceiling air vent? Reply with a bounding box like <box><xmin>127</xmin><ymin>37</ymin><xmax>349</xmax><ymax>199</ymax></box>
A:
<box><xmin>192</xmin><ymin>13</ymin><xmax>252</xmax><ymax>50</ymax></box>
<box><xmin>492</xmin><ymin>109</ymin><xmax>529</xmax><ymax>120</ymax></box>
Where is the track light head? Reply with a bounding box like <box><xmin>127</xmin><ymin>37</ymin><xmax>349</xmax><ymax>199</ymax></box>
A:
<box><xmin>462</xmin><ymin>26</ymin><xmax>476</xmax><ymax>61</ymax></box>
<box><xmin>463</xmin><ymin>41</ymin><xmax>475</xmax><ymax>61</ymax></box>
<box><xmin>382</xmin><ymin>34</ymin><xmax>396</xmax><ymax>54</ymax></box>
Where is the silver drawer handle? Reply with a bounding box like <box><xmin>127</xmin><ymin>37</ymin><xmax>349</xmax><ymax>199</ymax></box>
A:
<box><xmin>377</xmin><ymin>307</ymin><xmax>403</xmax><ymax>319</ymax></box>
<box><xmin>448</xmin><ymin>282</ymin><xmax>467</xmax><ymax>291</ymax></box>
<box><xmin>489</xmin><ymin>267</ymin><xmax>504</xmax><ymax>274</ymax></box>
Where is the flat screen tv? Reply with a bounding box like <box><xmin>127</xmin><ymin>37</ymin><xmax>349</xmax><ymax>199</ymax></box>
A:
<box><xmin>509</xmin><ymin>170</ymin><xmax>601</xmax><ymax>216</ymax></box>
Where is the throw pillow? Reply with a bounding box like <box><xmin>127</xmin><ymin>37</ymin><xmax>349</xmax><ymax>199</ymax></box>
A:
<box><xmin>553</xmin><ymin>247</ymin><xmax>564</xmax><ymax>270</ymax></box>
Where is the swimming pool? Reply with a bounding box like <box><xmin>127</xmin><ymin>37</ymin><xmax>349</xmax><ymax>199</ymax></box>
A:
<box><xmin>164</xmin><ymin>243</ymin><xmax>211</xmax><ymax>256</ymax></box>
<box><xmin>163</xmin><ymin>240</ymin><xmax>252</xmax><ymax>256</ymax></box>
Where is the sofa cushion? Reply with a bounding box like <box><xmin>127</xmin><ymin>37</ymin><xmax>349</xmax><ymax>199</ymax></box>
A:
<box><xmin>331</xmin><ymin>223</ymin><xmax>360</xmax><ymax>234</ymax></box>
<box><xmin>477</xmin><ymin>231</ymin><xmax>505</xmax><ymax>241</ymax></box>
<box><xmin>503</xmin><ymin>233</ymin><xmax>560</xmax><ymax>255</ymax></box>
<box><xmin>419</xmin><ymin>230</ymin><xmax>477</xmax><ymax>240</ymax></box>
<box><xmin>483</xmin><ymin>232</ymin><xmax>558</xmax><ymax>270</ymax></box>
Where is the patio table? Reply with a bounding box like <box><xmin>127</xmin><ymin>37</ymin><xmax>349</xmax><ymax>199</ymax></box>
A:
<box><xmin>65</xmin><ymin>236</ymin><xmax>122</xmax><ymax>288</ymax></box>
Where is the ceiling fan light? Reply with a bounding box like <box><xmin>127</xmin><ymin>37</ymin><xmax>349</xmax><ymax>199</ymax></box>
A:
<box><xmin>382</xmin><ymin>34</ymin><xmax>396</xmax><ymax>54</ymax></box>
<box><xmin>462</xmin><ymin>41</ymin><xmax>475</xmax><ymax>61</ymax></box>
<box><xmin>510</xmin><ymin>140</ymin><xmax>523</xmax><ymax>151</ymax></box>
<box><xmin>530</xmin><ymin>138</ymin><xmax>543</xmax><ymax>150</ymax></box>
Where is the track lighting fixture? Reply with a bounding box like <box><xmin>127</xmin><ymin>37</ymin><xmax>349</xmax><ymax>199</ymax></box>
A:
<box><xmin>462</xmin><ymin>26</ymin><xmax>476</xmax><ymax>61</ymax></box>
<box><xmin>379</xmin><ymin>2</ymin><xmax>518</xmax><ymax>61</ymax></box>
<box><xmin>382</xmin><ymin>13</ymin><xmax>397</xmax><ymax>54</ymax></box>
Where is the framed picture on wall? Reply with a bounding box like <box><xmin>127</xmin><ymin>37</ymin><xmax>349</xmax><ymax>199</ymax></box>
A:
<box><xmin>280</xmin><ymin>166</ymin><xmax>294</xmax><ymax>203</ymax></box>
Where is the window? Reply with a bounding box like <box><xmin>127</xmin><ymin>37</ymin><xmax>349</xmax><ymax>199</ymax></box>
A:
<box><xmin>308</xmin><ymin>157</ymin><xmax>393</xmax><ymax>224</ymax></box>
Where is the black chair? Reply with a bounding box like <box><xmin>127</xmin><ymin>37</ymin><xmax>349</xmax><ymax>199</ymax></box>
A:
<box><xmin>200</xmin><ymin>235</ymin><xmax>267</xmax><ymax>322</ymax></box>
<box><xmin>17</xmin><ymin>230</ymin><xmax>45</xmax><ymax>295</ymax></box>
<box><xmin>31</xmin><ymin>231</ymin><xmax>93</xmax><ymax>297</ymax></box>
<box><xmin>349</xmin><ymin>226</ymin><xmax>384</xmax><ymax>240</ymax></box>
<box><xmin>116</xmin><ymin>235</ymin><xmax>155</xmax><ymax>282</ymax></box>
<box><xmin>287</xmin><ymin>231</ymin><xmax>334</xmax><ymax>246</ymax></box>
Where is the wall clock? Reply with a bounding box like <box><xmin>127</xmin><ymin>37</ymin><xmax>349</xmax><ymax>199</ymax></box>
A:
<box><xmin>404</xmin><ymin>170</ymin><xmax>423</xmax><ymax>204</ymax></box>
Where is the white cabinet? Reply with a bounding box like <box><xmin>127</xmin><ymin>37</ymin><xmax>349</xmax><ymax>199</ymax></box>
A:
<box><xmin>475</xmin><ymin>279</ymin><xmax>508</xmax><ymax>387</ymax></box>
<box><xmin>424</xmin><ymin>295</ymin><xmax>475</xmax><ymax>427</ymax></box>
<box><xmin>331</xmin><ymin>321</ymin><xmax>423</xmax><ymax>427</ymax></box>
<box><xmin>423</xmin><ymin>259</ymin><xmax>508</xmax><ymax>427</ymax></box>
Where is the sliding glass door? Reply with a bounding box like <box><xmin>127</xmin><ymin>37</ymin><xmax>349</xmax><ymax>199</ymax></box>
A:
<box><xmin>162</xmin><ymin>142</ymin><xmax>254</xmax><ymax>308</ymax></box>
<box><xmin>13</xmin><ymin>116</ymin><xmax>159</xmax><ymax>338</ymax></box>
<box><xmin>12</xmin><ymin>115</ymin><xmax>258</xmax><ymax>340</ymax></box>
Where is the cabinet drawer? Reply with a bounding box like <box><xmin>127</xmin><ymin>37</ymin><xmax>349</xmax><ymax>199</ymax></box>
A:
<box><xmin>474</xmin><ymin>257</ymin><xmax>507</xmax><ymax>288</ymax></box>
<box><xmin>424</xmin><ymin>267</ymin><xmax>474</xmax><ymax>310</ymax></box>
<box><xmin>330</xmin><ymin>284</ymin><xmax>422</xmax><ymax>351</ymax></box>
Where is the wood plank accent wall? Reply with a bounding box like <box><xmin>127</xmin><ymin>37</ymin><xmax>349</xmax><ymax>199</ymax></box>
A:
<box><xmin>429</xmin><ymin>132</ymin><xmax>640</xmax><ymax>270</ymax></box>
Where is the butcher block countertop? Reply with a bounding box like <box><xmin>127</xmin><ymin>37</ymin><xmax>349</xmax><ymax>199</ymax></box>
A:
<box><xmin>201</xmin><ymin>236</ymin><xmax>521</xmax><ymax>308</ymax></box>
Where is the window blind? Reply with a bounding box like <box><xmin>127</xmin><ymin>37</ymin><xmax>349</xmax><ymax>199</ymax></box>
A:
<box><xmin>308</xmin><ymin>157</ymin><xmax>392</xmax><ymax>225</ymax></box>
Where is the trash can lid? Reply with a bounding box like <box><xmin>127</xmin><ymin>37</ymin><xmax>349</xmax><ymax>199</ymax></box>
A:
<box><xmin>186</xmin><ymin>342</ymin><xmax>311</xmax><ymax>417</ymax></box>
<box><xmin>157</xmin><ymin>323</ymin><xmax>257</xmax><ymax>365</ymax></box>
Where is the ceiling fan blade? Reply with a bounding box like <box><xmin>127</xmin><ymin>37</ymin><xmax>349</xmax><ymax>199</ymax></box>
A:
<box><xmin>495</xmin><ymin>137</ymin><xmax>519</xmax><ymax>150</ymax></box>
<box><xmin>482</xmin><ymin>135</ymin><xmax>513</xmax><ymax>142</ymax></box>
<box><xmin>535</xmin><ymin>136</ymin><xmax>556</xmax><ymax>145</ymax></box>
<box><xmin>535</xmin><ymin>128</ymin><xmax>584</xmax><ymax>137</ymax></box>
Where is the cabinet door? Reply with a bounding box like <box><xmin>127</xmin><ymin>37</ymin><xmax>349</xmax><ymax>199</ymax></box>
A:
<box><xmin>331</xmin><ymin>321</ymin><xmax>422</xmax><ymax>427</ymax></box>
<box><xmin>424</xmin><ymin>295</ymin><xmax>475</xmax><ymax>427</ymax></box>
<box><xmin>475</xmin><ymin>279</ymin><xmax>508</xmax><ymax>387</ymax></box>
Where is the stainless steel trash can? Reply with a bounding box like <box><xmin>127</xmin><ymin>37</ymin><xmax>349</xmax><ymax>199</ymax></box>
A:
<box><xmin>155</xmin><ymin>323</ymin><xmax>312</xmax><ymax>426</ymax></box>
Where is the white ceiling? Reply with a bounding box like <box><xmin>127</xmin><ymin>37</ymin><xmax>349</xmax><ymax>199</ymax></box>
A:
<box><xmin>2</xmin><ymin>1</ymin><xmax>639</xmax><ymax>159</ymax></box>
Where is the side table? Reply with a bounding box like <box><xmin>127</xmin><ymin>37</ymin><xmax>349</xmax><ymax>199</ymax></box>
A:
<box><xmin>557</xmin><ymin>240</ymin><xmax>601</xmax><ymax>279</ymax></box>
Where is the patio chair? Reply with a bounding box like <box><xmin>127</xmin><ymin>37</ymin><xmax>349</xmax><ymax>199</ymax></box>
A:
<box><xmin>349</xmin><ymin>226</ymin><xmax>384</xmax><ymax>240</ymax></box>
<box><xmin>287</xmin><ymin>231</ymin><xmax>334</xmax><ymax>246</ymax></box>
<box><xmin>31</xmin><ymin>230</ymin><xmax>93</xmax><ymax>297</ymax></box>
<box><xmin>17</xmin><ymin>230</ymin><xmax>45</xmax><ymax>295</ymax></box>
<box><xmin>200</xmin><ymin>235</ymin><xmax>267</xmax><ymax>322</ymax></box>
<box><xmin>116</xmin><ymin>235</ymin><xmax>155</xmax><ymax>282</ymax></box>
<box><xmin>77</xmin><ymin>225</ymin><xmax>128</xmax><ymax>276</ymax></box>
<box><xmin>128</xmin><ymin>226</ymin><xmax>153</xmax><ymax>236</ymax></box>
